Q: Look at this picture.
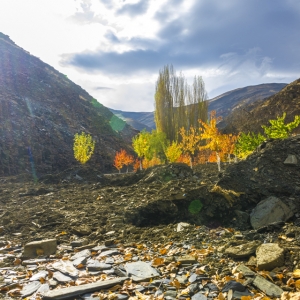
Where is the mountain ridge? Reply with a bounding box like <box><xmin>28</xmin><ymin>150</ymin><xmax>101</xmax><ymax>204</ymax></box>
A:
<box><xmin>0</xmin><ymin>33</ymin><xmax>137</xmax><ymax>176</ymax></box>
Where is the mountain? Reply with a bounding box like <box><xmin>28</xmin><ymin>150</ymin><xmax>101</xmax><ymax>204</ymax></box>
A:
<box><xmin>0</xmin><ymin>33</ymin><xmax>137</xmax><ymax>177</ymax></box>
<box><xmin>109</xmin><ymin>109</ymin><xmax>154</xmax><ymax>131</ymax></box>
<box><xmin>208</xmin><ymin>83</ymin><xmax>287</xmax><ymax>118</ymax></box>
<box><xmin>111</xmin><ymin>83</ymin><xmax>287</xmax><ymax>131</ymax></box>
<box><xmin>222</xmin><ymin>78</ymin><xmax>300</xmax><ymax>134</ymax></box>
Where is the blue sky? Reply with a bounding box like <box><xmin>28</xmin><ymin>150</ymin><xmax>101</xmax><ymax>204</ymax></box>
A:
<box><xmin>1</xmin><ymin>0</ymin><xmax>299</xmax><ymax>111</ymax></box>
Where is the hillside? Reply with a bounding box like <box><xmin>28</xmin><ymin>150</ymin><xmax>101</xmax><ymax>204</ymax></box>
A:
<box><xmin>0</xmin><ymin>33</ymin><xmax>137</xmax><ymax>177</ymax></box>
<box><xmin>111</xmin><ymin>83</ymin><xmax>286</xmax><ymax>131</ymax></box>
<box><xmin>223</xmin><ymin>78</ymin><xmax>300</xmax><ymax>134</ymax></box>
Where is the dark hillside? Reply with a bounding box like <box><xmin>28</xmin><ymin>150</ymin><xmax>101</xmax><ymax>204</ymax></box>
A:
<box><xmin>223</xmin><ymin>78</ymin><xmax>300</xmax><ymax>134</ymax></box>
<box><xmin>0</xmin><ymin>33</ymin><xmax>137</xmax><ymax>177</ymax></box>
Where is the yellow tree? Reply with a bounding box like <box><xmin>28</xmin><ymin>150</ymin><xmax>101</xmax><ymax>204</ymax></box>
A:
<box><xmin>165</xmin><ymin>141</ymin><xmax>182</xmax><ymax>163</ymax></box>
<box><xmin>179</xmin><ymin>126</ymin><xmax>201</xmax><ymax>168</ymax></box>
<box><xmin>221</xmin><ymin>134</ymin><xmax>239</xmax><ymax>163</ymax></box>
<box><xmin>73</xmin><ymin>132</ymin><xmax>95</xmax><ymax>164</ymax></box>
<box><xmin>199</xmin><ymin>111</ymin><xmax>223</xmax><ymax>171</ymax></box>
<box><xmin>132</xmin><ymin>130</ymin><xmax>150</xmax><ymax>170</ymax></box>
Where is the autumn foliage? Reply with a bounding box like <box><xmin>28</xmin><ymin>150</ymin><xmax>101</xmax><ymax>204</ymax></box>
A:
<box><xmin>113</xmin><ymin>149</ymin><xmax>134</xmax><ymax>173</ymax></box>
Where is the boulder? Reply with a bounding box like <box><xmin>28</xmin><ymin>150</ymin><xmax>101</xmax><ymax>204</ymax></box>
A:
<box><xmin>256</xmin><ymin>243</ymin><xmax>285</xmax><ymax>271</ymax></box>
<box><xmin>250</xmin><ymin>196</ymin><xmax>294</xmax><ymax>229</ymax></box>
<box><xmin>225</xmin><ymin>241</ymin><xmax>262</xmax><ymax>258</ymax></box>
<box><xmin>23</xmin><ymin>239</ymin><xmax>57</xmax><ymax>258</ymax></box>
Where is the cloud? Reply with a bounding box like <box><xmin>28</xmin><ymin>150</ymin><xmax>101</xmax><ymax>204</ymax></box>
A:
<box><xmin>117</xmin><ymin>0</ymin><xmax>150</xmax><ymax>17</ymax></box>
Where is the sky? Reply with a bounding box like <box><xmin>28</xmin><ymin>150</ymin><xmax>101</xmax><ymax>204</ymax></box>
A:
<box><xmin>0</xmin><ymin>0</ymin><xmax>300</xmax><ymax>112</ymax></box>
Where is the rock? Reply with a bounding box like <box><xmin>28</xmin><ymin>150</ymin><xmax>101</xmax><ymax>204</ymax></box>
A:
<box><xmin>125</xmin><ymin>261</ymin><xmax>160</xmax><ymax>282</ymax></box>
<box><xmin>72</xmin><ymin>256</ymin><xmax>87</xmax><ymax>268</ymax></box>
<box><xmin>53</xmin><ymin>271</ymin><xmax>73</xmax><ymax>283</ymax></box>
<box><xmin>256</xmin><ymin>243</ymin><xmax>285</xmax><ymax>270</ymax></box>
<box><xmin>70</xmin><ymin>249</ymin><xmax>91</xmax><ymax>261</ymax></box>
<box><xmin>20</xmin><ymin>281</ymin><xmax>41</xmax><ymax>297</ymax></box>
<box><xmin>23</xmin><ymin>239</ymin><xmax>57</xmax><ymax>258</ymax></box>
<box><xmin>177</xmin><ymin>222</ymin><xmax>190</xmax><ymax>232</ymax></box>
<box><xmin>250</xmin><ymin>196</ymin><xmax>294</xmax><ymax>229</ymax></box>
<box><xmin>72</xmin><ymin>225</ymin><xmax>92</xmax><ymax>236</ymax></box>
<box><xmin>86</xmin><ymin>260</ymin><xmax>112</xmax><ymax>271</ymax></box>
<box><xmin>52</xmin><ymin>260</ymin><xmax>79</xmax><ymax>277</ymax></box>
<box><xmin>252</xmin><ymin>275</ymin><xmax>283</xmax><ymax>297</ymax></box>
<box><xmin>99</xmin><ymin>249</ymin><xmax>120</xmax><ymax>257</ymax></box>
<box><xmin>42</xmin><ymin>277</ymin><xmax>128</xmax><ymax>300</ymax></box>
<box><xmin>284</xmin><ymin>154</ymin><xmax>298</xmax><ymax>165</ymax></box>
<box><xmin>177</xmin><ymin>255</ymin><xmax>197</xmax><ymax>264</ymax></box>
<box><xmin>225</xmin><ymin>241</ymin><xmax>262</xmax><ymax>258</ymax></box>
<box><xmin>222</xmin><ymin>280</ymin><xmax>246</xmax><ymax>292</ymax></box>
<box><xmin>29</xmin><ymin>270</ymin><xmax>48</xmax><ymax>281</ymax></box>
<box><xmin>192</xmin><ymin>292</ymin><xmax>208</xmax><ymax>300</ymax></box>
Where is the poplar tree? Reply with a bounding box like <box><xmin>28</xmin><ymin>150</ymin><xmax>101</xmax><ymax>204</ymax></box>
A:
<box><xmin>154</xmin><ymin>65</ymin><xmax>208</xmax><ymax>142</ymax></box>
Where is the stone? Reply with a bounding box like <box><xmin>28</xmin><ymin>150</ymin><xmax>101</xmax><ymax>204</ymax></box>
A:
<box><xmin>256</xmin><ymin>243</ymin><xmax>285</xmax><ymax>270</ymax></box>
<box><xmin>252</xmin><ymin>275</ymin><xmax>283</xmax><ymax>297</ymax></box>
<box><xmin>70</xmin><ymin>249</ymin><xmax>91</xmax><ymax>261</ymax></box>
<box><xmin>20</xmin><ymin>281</ymin><xmax>41</xmax><ymax>298</ymax></box>
<box><xmin>177</xmin><ymin>255</ymin><xmax>197</xmax><ymax>264</ymax></box>
<box><xmin>222</xmin><ymin>280</ymin><xmax>246</xmax><ymax>292</ymax></box>
<box><xmin>30</xmin><ymin>270</ymin><xmax>48</xmax><ymax>281</ymax></box>
<box><xmin>42</xmin><ymin>277</ymin><xmax>128</xmax><ymax>299</ymax></box>
<box><xmin>72</xmin><ymin>256</ymin><xmax>87</xmax><ymax>268</ymax></box>
<box><xmin>87</xmin><ymin>260</ymin><xmax>112</xmax><ymax>271</ymax></box>
<box><xmin>250</xmin><ymin>196</ymin><xmax>294</xmax><ymax>229</ymax></box>
<box><xmin>225</xmin><ymin>241</ymin><xmax>262</xmax><ymax>258</ymax></box>
<box><xmin>72</xmin><ymin>225</ymin><xmax>92</xmax><ymax>236</ymax></box>
<box><xmin>53</xmin><ymin>271</ymin><xmax>73</xmax><ymax>283</ymax></box>
<box><xmin>177</xmin><ymin>222</ymin><xmax>190</xmax><ymax>232</ymax></box>
<box><xmin>23</xmin><ymin>239</ymin><xmax>57</xmax><ymax>258</ymax></box>
<box><xmin>99</xmin><ymin>249</ymin><xmax>120</xmax><ymax>257</ymax></box>
<box><xmin>125</xmin><ymin>261</ymin><xmax>160</xmax><ymax>282</ymax></box>
<box><xmin>284</xmin><ymin>154</ymin><xmax>298</xmax><ymax>165</ymax></box>
<box><xmin>52</xmin><ymin>260</ymin><xmax>79</xmax><ymax>277</ymax></box>
<box><xmin>192</xmin><ymin>292</ymin><xmax>208</xmax><ymax>300</ymax></box>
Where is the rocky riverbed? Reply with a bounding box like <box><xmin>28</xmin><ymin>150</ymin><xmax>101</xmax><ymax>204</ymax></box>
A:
<box><xmin>0</xmin><ymin>135</ymin><xmax>300</xmax><ymax>299</ymax></box>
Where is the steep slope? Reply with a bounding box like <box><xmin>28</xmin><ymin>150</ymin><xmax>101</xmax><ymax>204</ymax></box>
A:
<box><xmin>209</xmin><ymin>83</ymin><xmax>287</xmax><ymax>118</ymax></box>
<box><xmin>0</xmin><ymin>33</ymin><xmax>137</xmax><ymax>177</ymax></box>
<box><xmin>110</xmin><ymin>83</ymin><xmax>286</xmax><ymax>131</ymax></box>
<box><xmin>223</xmin><ymin>78</ymin><xmax>300</xmax><ymax>134</ymax></box>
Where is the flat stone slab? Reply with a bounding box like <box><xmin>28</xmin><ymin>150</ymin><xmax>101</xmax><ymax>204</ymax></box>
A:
<box><xmin>125</xmin><ymin>261</ymin><xmax>160</xmax><ymax>282</ymax></box>
<box><xmin>20</xmin><ymin>281</ymin><xmax>41</xmax><ymax>297</ymax></box>
<box><xmin>53</xmin><ymin>271</ymin><xmax>73</xmax><ymax>283</ymax></box>
<box><xmin>42</xmin><ymin>277</ymin><xmax>128</xmax><ymax>300</ymax></box>
<box><xmin>70</xmin><ymin>249</ymin><xmax>91</xmax><ymax>261</ymax></box>
<box><xmin>87</xmin><ymin>260</ymin><xmax>112</xmax><ymax>271</ymax></box>
<box><xmin>253</xmin><ymin>275</ymin><xmax>283</xmax><ymax>297</ymax></box>
<box><xmin>225</xmin><ymin>241</ymin><xmax>262</xmax><ymax>258</ymax></box>
<box><xmin>52</xmin><ymin>260</ymin><xmax>79</xmax><ymax>277</ymax></box>
<box><xmin>23</xmin><ymin>239</ymin><xmax>57</xmax><ymax>258</ymax></box>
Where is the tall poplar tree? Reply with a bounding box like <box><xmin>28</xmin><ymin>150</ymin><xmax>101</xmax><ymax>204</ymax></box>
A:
<box><xmin>154</xmin><ymin>65</ymin><xmax>208</xmax><ymax>142</ymax></box>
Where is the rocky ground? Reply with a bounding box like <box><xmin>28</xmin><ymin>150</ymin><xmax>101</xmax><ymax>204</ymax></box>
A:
<box><xmin>0</xmin><ymin>135</ymin><xmax>300</xmax><ymax>299</ymax></box>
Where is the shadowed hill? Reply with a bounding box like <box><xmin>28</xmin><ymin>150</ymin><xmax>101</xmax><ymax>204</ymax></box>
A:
<box><xmin>222</xmin><ymin>78</ymin><xmax>300</xmax><ymax>134</ymax></box>
<box><xmin>0</xmin><ymin>32</ymin><xmax>137</xmax><ymax>177</ymax></box>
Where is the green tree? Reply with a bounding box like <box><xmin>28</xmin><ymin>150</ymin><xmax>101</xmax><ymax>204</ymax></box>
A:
<box><xmin>262</xmin><ymin>113</ymin><xmax>300</xmax><ymax>139</ymax></box>
<box><xmin>73</xmin><ymin>132</ymin><xmax>95</xmax><ymax>164</ymax></box>
<box><xmin>234</xmin><ymin>132</ymin><xmax>265</xmax><ymax>159</ymax></box>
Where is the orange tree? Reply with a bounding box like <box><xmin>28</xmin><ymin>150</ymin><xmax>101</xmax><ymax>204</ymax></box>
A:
<box><xmin>113</xmin><ymin>149</ymin><xmax>133</xmax><ymax>173</ymax></box>
<box><xmin>199</xmin><ymin>111</ymin><xmax>223</xmax><ymax>171</ymax></box>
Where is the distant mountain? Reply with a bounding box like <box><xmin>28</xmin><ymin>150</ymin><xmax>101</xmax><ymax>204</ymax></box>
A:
<box><xmin>208</xmin><ymin>83</ymin><xmax>287</xmax><ymax>118</ymax></box>
<box><xmin>112</xmin><ymin>83</ymin><xmax>287</xmax><ymax>131</ymax></box>
<box><xmin>0</xmin><ymin>32</ymin><xmax>137</xmax><ymax>176</ymax></box>
<box><xmin>222</xmin><ymin>78</ymin><xmax>300</xmax><ymax>134</ymax></box>
<box><xmin>109</xmin><ymin>109</ymin><xmax>154</xmax><ymax>131</ymax></box>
